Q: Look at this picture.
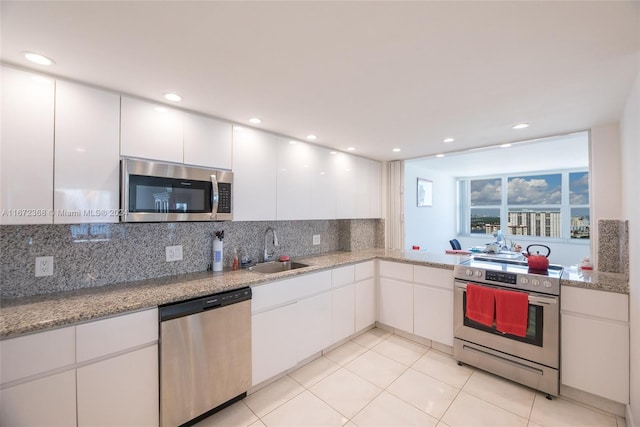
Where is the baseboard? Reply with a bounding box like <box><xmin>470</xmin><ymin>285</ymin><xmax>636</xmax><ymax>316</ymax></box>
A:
<box><xmin>560</xmin><ymin>384</ymin><xmax>626</xmax><ymax>418</ymax></box>
<box><xmin>627</xmin><ymin>404</ymin><xmax>636</xmax><ymax>427</ymax></box>
<box><xmin>374</xmin><ymin>321</ymin><xmax>453</xmax><ymax>355</ymax></box>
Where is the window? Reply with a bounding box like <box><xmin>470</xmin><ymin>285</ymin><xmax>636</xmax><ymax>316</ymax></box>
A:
<box><xmin>460</xmin><ymin>170</ymin><xmax>589</xmax><ymax>240</ymax></box>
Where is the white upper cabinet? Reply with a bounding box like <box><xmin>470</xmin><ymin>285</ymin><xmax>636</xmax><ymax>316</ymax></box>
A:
<box><xmin>334</xmin><ymin>152</ymin><xmax>357</xmax><ymax>219</ymax></box>
<box><xmin>120</xmin><ymin>96</ymin><xmax>184</xmax><ymax>163</ymax></box>
<box><xmin>183</xmin><ymin>113</ymin><xmax>232</xmax><ymax>170</ymax></box>
<box><xmin>1</xmin><ymin>67</ymin><xmax>55</xmax><ymax>224</ymax></box>
<box><xmin>310</xmin><ymin>146</ymin><xmax>337</xmax><ymax>219</ymax></box>
<box><xmin>356</xmin><ymin>156</ymin><xmax>371</xmax><ymax>218</ymax></box>
<box><xmin>369</xmin><ymin>160</ymin><xmax>382</xmax><ymax>218</ymax></box>
<box><xmin>276</xmin><ymin>137</ymin><xmax>314</xmax><ymax>220</ymax></box>
<box><xmin>232</xmin><ymin>126</ymin><xmax>277</xmax><ymax>221</ymax></box>
<box><xmin>54</xmin><ymin>81</ymin><xmax>120</xmax><ymax>223</ymax></box>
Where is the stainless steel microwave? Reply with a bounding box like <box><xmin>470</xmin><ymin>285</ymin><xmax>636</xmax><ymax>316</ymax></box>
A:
<box><xmin>120</xmin><ymin>158</ymin><xmax>233</xmax><ymax>222</ymax></box>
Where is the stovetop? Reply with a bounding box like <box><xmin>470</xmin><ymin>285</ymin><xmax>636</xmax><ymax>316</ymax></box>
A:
<box><xmin>454</xmin><ymin>256</ymin><xmax>563</xmax><ymax>296</ymax></box>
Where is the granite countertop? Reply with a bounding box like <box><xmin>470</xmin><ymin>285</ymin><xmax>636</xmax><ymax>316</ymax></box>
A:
<box><xmin>0</xmin><ymin>249</ymin><xmax>628</xmax><ymax>339</ymax></box>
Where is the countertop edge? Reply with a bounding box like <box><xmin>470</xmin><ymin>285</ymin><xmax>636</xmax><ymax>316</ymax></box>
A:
<box><xmin>0</xmin><ymin>249</ymin><xmax>628</xmax><ymax>338</ymax></box>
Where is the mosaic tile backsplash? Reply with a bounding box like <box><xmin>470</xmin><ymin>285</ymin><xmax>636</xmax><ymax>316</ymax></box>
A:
<box><xmin>0</xmin><ymin>219</ymin><xmax>384</xmax><ymax>299</ymax></box>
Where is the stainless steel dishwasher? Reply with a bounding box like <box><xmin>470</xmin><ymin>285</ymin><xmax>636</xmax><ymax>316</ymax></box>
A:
<box><xmin>159</xmin><ymin>287</ymin><xmax>252</xmax><ymax>427</ymax></box>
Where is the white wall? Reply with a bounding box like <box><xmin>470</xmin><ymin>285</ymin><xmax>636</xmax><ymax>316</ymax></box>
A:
<box><xmin>590</xmin><ymin>123</ymin><xmax>623</xmax><ymax>270</ymax></box>
<box><xmin>621</xmin><ymin>69</ymin><xmax>640</xmax><ymax>427</ymax></box>
<box><xmin>404</xmin><ymin>161</ymin><xmax>456</xmax><ymax>253</ymax></box>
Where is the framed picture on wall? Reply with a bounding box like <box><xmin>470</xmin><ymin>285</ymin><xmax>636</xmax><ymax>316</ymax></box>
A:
<box><xmin>417</xmin><ymin>178</ymin><xmax>433</xmax><ymax>207</ymax></box>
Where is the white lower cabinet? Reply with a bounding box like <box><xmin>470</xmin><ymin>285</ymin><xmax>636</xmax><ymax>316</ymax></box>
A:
<box><xmin>378</xmin><ymin>277</ymin><xmax>413</xmax><ymax>333</ymax></box>
<box><xmin>413</xmin><ymin>265</ymin><xmax>454</xmax><ymax>346</ymax></box>
<box><xmin>332</xmin><ymin>284</ymin><xmax>355</xmax><ymax>343</ymax></box>
<box><xmin>0</xmin><ymin>308</ymin><xmax>159</xmax><ymax>426</ymax></box>
<box><xmin>355</xmin><ymin>278</ymin><xmax>376</xmax><ymax>332</ymax></box>
<box><xmin>251</xmin><ymin>302</ymin><xmax>299</xmax><ymax>386</ymax></box>
<box><xmin>561</xmin><ymin>287</ymin><xmax>629</xmax><ymax>404</ymax></box>
<box><xmin>297</xmin><ymin>293</ymin><xmax>332</xmax><ymax>361</ymax></box>
<box><xmin>0</xmin><ymin>370</ymin><xmax>77</xmax><ymax>427</ymax></box>
<box><xmin>77</xmin><ymin>345</ymin><xmax>158</xmax><ymax>427</ymax></box>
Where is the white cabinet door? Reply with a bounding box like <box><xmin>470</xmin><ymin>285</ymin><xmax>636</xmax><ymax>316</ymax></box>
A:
<box><xmin>561</xmin><ymin>287</ymin><xmax>629</xmax><ymax>404</ymax></box>
<box><xmin>310</xmin><ymin>146</ymin><xmax>337</xmax><ymax>219</ymax></box>
<box><xmin>251</xmin><ymin>302</ymin><xmax>298</xmax><ymax>386</ymax></box>
<box><xmin>183</xmin><ymin>112</ymin><xmax>232</xmax><ymax>170</ymax></box>
<box><xmin>378</xmin><ymin>278</ymin><xmax>413</xmax><ymax>333</ymax></box>
<box><xmin>369</xmin><ymin>160</ymin><xmax>382</xmax><ymax>218</ymax></box>
<box><xmin>332</xmin><ymin>284</ymin><xmax>355</xmax><ymax>343</ymax></box>
<box><xmin>356</xmin><ymin>156</ymin><xmax>371</xmax><ymax>218</ymax></box>
<box><xmin>232</xmin><ymin>126</ymin><xmax>277</xmax><ymax>221</ymax></box>
<box><xmin>76</xmin><ymin>308</ymin><xmax>158</xmax><ymax>363</ymax></box>
<box><xmin>0</xmin><ymin>370</ymin><xmax>76</xmax><ymax>427</ymax></box>
<box><xmin>276</xmin><ymin>137</ymin><xmax>313</xmax><ymax>220</ymax></box>
<box><xmin>1</xmin><ymin>67</ymin><xmax>55</xmax><ymax>224</ymax></box>
<box><xmin>120</xmin><ymin>96</ymin><xmax>183</xmax><ymax>163</ymax></box>
<box><xmin>297</xmin><ymin>292</ymin><xmax>332</xmax><ymax>361</ymax></box>
<box><xmin>334</xmin><ymin>152</ymin><xmax>357</xmax><ymax>219</ymax></box>
<box><xmin>1</xmin><ymin>325</ymin><xmax>76</xmax><ymax>384</ymax></box>
<box><xmin>355</xmin><ymin>278</ymin><xmax>376</xmax><ymax>332</ymax></box>
<box><xmin>54</xmin><ymin>80</ymin><xmax>120</xmax><ymax>224</ymax></box>
<box><xmin>77</xmin><ymin>345</ymin><xmax>159</xmax><ymax>427</ymax></box>
<box><xmin>413</xmin><ymin>285</ymin><xmax>454</xmax><ymax>346</ymax></box>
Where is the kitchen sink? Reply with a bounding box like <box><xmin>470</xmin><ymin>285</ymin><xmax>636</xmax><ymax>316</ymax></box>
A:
<box><xmin>248</xmin><ymin>261</ymin><xmax>310</xmax><ymax>274</ymax></box>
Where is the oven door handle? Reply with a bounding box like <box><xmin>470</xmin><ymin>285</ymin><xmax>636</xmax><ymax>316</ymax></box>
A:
<box><xmin>454</xmin><ymin>282</ymin><xmax>558</xmax><ymax>305</ymax></box>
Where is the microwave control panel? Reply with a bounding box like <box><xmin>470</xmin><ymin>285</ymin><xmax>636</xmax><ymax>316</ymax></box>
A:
<box><xmin>218</xmin><ymin>183</ymin><xmax>232</xmax><ymax>213</ymax></box>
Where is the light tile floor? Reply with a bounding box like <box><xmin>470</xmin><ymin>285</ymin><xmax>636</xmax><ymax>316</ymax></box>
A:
<box><xmin>195</xmin><ymin>328</ymin><xmax>626</xmax><ymax>427</ymax></box>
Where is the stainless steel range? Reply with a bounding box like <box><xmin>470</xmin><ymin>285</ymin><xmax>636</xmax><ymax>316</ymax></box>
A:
<box><xmin>453</xmin><ymin>256</ymin><xmax>563</xmax><ymax>397</ymax></box>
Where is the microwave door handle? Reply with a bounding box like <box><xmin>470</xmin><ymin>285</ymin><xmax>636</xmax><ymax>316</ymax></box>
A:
<box><xmin>211</xmin><ymin>174</ymin><xmax>219</xmax><ymax>219</ymax></box>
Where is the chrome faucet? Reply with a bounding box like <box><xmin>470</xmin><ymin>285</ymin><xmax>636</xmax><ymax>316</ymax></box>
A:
<box><xmin>264</xmin><ymin>227</ymin><xmax>279</xmax><ymax>262</ymax></box>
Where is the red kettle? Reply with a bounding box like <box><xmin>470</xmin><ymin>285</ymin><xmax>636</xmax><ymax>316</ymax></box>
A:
<box><xmin>524</xmin><ymin>244</ymin><xmax>550</xmax><ymax>270</ymax></box>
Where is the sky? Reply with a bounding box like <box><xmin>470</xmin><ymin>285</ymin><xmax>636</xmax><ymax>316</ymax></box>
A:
<box><xmin>470</xmin><ymin>172</ymin><xmax>589</xmax><ymax>206</ymax></box>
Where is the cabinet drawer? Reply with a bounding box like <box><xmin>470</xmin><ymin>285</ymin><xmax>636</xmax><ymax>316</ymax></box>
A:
<box><xmin>332</xmin><ymin>265</ymin><xmax>355</xmax><ymax>288</ymax></box>
<box><xmin>379</xmin><ymin>261</ymin><xmax>413</xmax><ymax>282</ymax></box>
<box><xmin>76</xmin><ymin>308</ymin><xmax>158</xmax><ymax>363</ymax></box>
<box><xmin>413</xmin><ymin>265</ymin><xmax>453</xmax><ymax>290</ymax></box>
<box><xmin>1</xmin><ymin>326</ymin><xmax>75</xmax><ymax>384</ymax></box>
<box><xmin>355</xmin><ymin>261</ymin><xmax>375</xmax><ymax>281</ymax></box>
<box><xmin>561</xmin><ymin>287</ymin><xmax>628</xmax><ymax>322</ymax></box>
<box><xmin>252</xmin><ymin>271</ymin><xmax>331</xmax><ymax>313</ymax></box>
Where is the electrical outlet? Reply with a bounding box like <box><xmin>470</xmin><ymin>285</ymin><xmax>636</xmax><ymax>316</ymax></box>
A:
<box><xmin>312</xmin><ymin>234</ymin><xmax>321</xmax><ymax>245</ymax></box>
<box><xmin>35</xmin><ymin>256</ymin><xmax>54</xmax><ymax>277</ymax></box>
<box><xmin>166</xmin><ymin>245</ymin><xmax>183</xmax><ymax>262</ymax></box>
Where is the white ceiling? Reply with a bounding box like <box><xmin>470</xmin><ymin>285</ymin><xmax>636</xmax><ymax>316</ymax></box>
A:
<box><xmin>1</xmin><ymin>1</ymin><xmax>639</xmax><ymax>162</ymax></box>
<box><xmin>406</xmin><ymin>131</ymin><xmax>589</xmax><ymax>177</ymax></box>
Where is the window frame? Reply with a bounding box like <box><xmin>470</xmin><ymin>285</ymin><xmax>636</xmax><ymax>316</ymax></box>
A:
<box><xmin>458</xmin><ymin>168</ymin><xmax>590</xmax><ymax>243</ymax></box>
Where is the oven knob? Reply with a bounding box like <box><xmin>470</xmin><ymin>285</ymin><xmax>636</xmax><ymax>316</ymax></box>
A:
<box><xmin>466</xmin><ymin>269</ymin><xmax>473</xmax><ymax>276</ymax></box>
<box><xmin>543</xmin><ymin>280</ymin><xmax>552</xmax><ymax>288</ymax></box>
<box><xmin>520</xmin><ymin>277</ymin><xmax>529</xmax><ymax>284</ymax></box>
<box><xmin>475</xmin><ymin>270</ymin><xmax>483</xmax><ymax>278</ymax></box>
<box><xmin>531</xmin><ymin>279</ymin><xmax>540</xmax><ymax>286</ymax></box>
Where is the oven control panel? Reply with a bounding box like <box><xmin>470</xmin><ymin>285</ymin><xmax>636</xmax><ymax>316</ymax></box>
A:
<box><xmin>485</xmin><ymin>270</ymin><xmax>517</xmax><ymax>284</ymax></box>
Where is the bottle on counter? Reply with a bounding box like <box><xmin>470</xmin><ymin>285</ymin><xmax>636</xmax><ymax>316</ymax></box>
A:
<box><xmin>213</xmin><ymin>231</ymin><xmax>224</xmax><ymax>272</ymax></box>
<box><xmin>232</xmin><ymin>248</ymin><xmax>239</xmax><ymax>271</ymax></box>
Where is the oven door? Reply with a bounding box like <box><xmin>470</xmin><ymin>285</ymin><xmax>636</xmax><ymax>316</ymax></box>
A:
<box><xmin>453</xmin><ymin>280</ymin><xmax>559</xmax><ymax>368</ymax></box>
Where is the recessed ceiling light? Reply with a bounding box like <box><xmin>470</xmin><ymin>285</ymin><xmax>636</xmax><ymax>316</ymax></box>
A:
<box><xmin>329</xmin><ymin>151</ymin><xmax>337</xmax><ymax>155</ymax></box>
<box><xmin>443</xmin><ymin>137</ymin><xmax>455</xmax><ymax>143</ymax></box>
<box><xmin>346</xmin><ymin>147</ymin><xmax>356</xmax><ymax>151</ymax></box>
<box><xmin>500</xmin><ymin>143</ymin><xmax>512</xmax><ymax>148</ymax></box>
<box><xmin>306</xmin><ymin>134</ymin><xmax>317</xmax><ymax>141</ymax></box>
<box><xmin>249</xmin><ymin>117</ymin><xmax>262</xmax><ymax>124</ymax></box>
<box><xmin>288</xmin><ymin>140</ymin><xmax>297</xmax><ymax>145</ymax></box>
<box><xmin>392</xmin><ymin>148</ymin><xmax>401</xmax><ymax>152</ymax></box>
<box><xmin>23</xmin><ymin>52</ymin><xmax>55</xmax><ymax>66</ymax></box>
<box><xmin>436</xmin><ymin>154</ymin><xmax>445</xmax><ymax>158</ymax></box>
<box><xmin>512</xmin><ymin>123</ymin><xmax>530</xmax><ymax>130</ymax></box>
<box><xmin>163</xmin><ymin>93</ymin><xmax>182</xmax><ymax>102</ymax></box>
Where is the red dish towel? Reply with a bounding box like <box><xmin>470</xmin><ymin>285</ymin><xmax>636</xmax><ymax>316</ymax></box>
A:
<box><xmin>495</xmin><ymin>289</ymin><xmax>529</xmax><ymax>337</ymax></box>
<box><xmin>465</xmin><ymin>284</ymin><xmax>495</xmax><ymax>327</ymax></box>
